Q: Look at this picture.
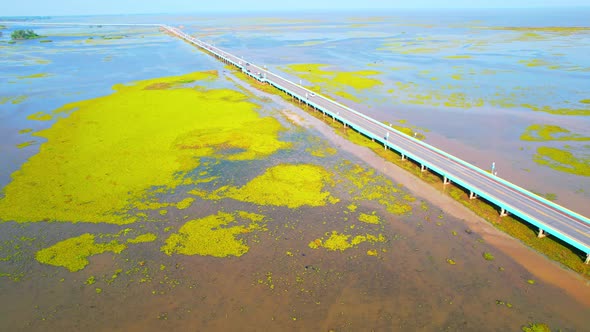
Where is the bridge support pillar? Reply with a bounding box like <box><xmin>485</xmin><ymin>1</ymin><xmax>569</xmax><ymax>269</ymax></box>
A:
<box><xmin>537</xmin><ymin>228</ymin><xmax>546</xmax><ymax>238</ymax></box>
<box><xmin>443</xmin><ymin>176</ymin><xmax>450</xmax><ymax>185</ymax></box>
<box><xmin>421</xmin><ymin>164</ymin><xmax>427</xmax><ymax>172</ymax></box>
<box><xmin>500</xmin><ymin>208</ymin><xmax>509</xmax><ymax>217</ymax></box>
<box><xmin>401</xmin><ymin>154</ymin><xmax>407</xmax><ymax>161</ymax></box>
<box><xmin>585</xmin><ymin>254</ymin><xmax>590</xmax><ymax>265</ymax></box>
<box><xmin>469</xmin><ymin>191</ymin><xmax>478</xmax><ymax>200</ymax></box>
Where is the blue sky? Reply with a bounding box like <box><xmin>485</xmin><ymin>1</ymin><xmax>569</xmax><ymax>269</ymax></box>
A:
<box><xmin>2</xmin><ymin>0</ymin><xmax>589</xmax><ymax>16</ymax></box>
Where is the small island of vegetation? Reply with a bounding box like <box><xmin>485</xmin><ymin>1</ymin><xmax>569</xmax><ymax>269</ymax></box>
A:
<box><xmin>11</xmin><ymin>29</ymin><xmax>41</xmax><ymax>40</ymax></box>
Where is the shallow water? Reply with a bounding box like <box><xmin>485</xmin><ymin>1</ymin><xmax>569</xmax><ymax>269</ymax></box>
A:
<box><xmin>0</xmin><ymin>12</ymin><xmax>589</xmax><ymax>331</ymax></box>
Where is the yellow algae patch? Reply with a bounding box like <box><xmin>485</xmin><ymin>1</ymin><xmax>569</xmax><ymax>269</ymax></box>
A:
<box><xmin>358</xmin><ymin>212</ymin><xmax>380</xmax><ymax>224</ymax></box>
<box><xmin>518</xmin><ymin>59</ymin><xmax>551</xmax><ymax>67</ymax></box>
<box><xmin>176</xmin><ymin>197</ymin><xmax>194</xmax><ymax>210</ymax></box>
<box><xmin>486</xmin><ymin>26</ymin><xmax>590</xmax><ymax>35</ymax></box>
<box><xmin>17</xmin><ymin>73</ymin><xmax>50</xmax><ymax>79</ymax></box>
<box><xmin>26</xmin><ymin>111</ymin><xmax>52</xmax><ymax>121</ymax></box>
<box><xmin>520</xmin><ymin>103</ymin><xmax>590</xmax><ymax>116</ymax></box>
<box><xmin>520</xmin><ymin>124</ymin><xmax>589</xmax><ymax>142</ymax></box>
<box><xmin>209</xmin><ymin>164</ymin><xmax>338</xmax><ymax>208</ymax></box>
<box><xmin>305</xmin><ymin>135</ymin><xmax>338</xmax><ymax>157</ymax></box>
<box><xmin>16</xmin><ymin>141</ymin><xmax>36</xmax><ymax>149</ymax></box>
<box><xmin>308</xmin><ymin>231</ymin><xmax>386</xmax><ymax>251</ymax></box>
<box><xmin>444</xmin><ymin>55</ymin><xmax>472</xmax><ymax>59</ymax></box>
<box><xmin>0</xmin><ymin>71</ymin><xmax>290</xmax><ymax>224</ymax></box>
<box><xmin>336</xmin><ymin>163</ymin><xmax>413</xmax><ymax>215</ymax></box>
<box><xmin>322</xmin><ymin>232</ymin><xmax>353</xmax><ymax>251</ymax></box>
<box><xmin>161</xmin><ymin>211</ymin><xmax>267</xmax><ymax>257</ymax></box>
<box><xmin>281</xmin><ymin>63</ymin><xmax>382</xmax><ymax>99</ymax></box>
<box><xmin>36</xmin><ymin>233</ymin><xmax>126</xmax><ymax>272</ymax></box>
<box><xmin>127</xmin><ymin>233</ymin><xmax>157</xmax><ymax>244</ymax></box>
<box><xmin>7</xmin><ymin>95</ymin><xmax>28</xmax><ymax>105</ymax></box>
<box><xmin>334</xmin><ymin>90</ymin><xmax>362</xmax><ymax>103</ymax></box>
<box><xmin>533</xmin><ymin>147</ymin><xmax>590</xmax><ymax>177</ymax></box>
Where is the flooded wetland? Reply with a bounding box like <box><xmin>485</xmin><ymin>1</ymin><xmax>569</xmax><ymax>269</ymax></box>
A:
<box><xmin>0</xmin><ymin>9</ymin><xmax>589</xmax><ymax>331</ymax></box>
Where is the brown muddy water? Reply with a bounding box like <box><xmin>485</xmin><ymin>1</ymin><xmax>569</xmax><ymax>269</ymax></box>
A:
<box><xmin>1</xmin><ymin>70</ymin><xmax>588</xmax><ymax>332</ymax></box>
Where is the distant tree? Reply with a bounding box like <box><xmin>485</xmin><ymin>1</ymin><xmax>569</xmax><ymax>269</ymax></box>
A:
<box><xmin>11</xmin><ymin>29</ymin><xmax>41</xmax><ymax>40</ymax></box>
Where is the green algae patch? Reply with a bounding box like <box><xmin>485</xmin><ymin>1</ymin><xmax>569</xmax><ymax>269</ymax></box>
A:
<box><xmin>161</xmin><ymin>211</ymin><xmax>267</xmax><ymax>257</ymax></box>
<box><xmin>358</xmin><ymin>212</ymin><xmax>380</xmax><ymax>224</ymax></box>
<box><xmin>0</xmin><ymin>71</ymin><xmax>290</xmax><ymax>224</ymax></box>
<box><xmin>36</xmin><ymin>233</ymin><xmax>126</xmax><ymax>272</ymax></box>
<box><xmin>533</xmin><ymin>147</ymin><xmax>590</xmax><ymax>177</ymax></box>
<box><xmin>208</xmin><ymin>164</ymin><xmax>338</xmax><ymax>208</ymax></box>
<box><xmin>127</xmin><ymin>233</ymin><xmax>157</xmax><ymax>244</ymax></box>
<box><xmin>520</xmin><ymin>124</ymin><xmax>589</xmax><ymax>142</ymax></box>
<box><xmin>308</xmin><ymin>231</ymin><xmax>386</xmax><ymax>251</ymax></box>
